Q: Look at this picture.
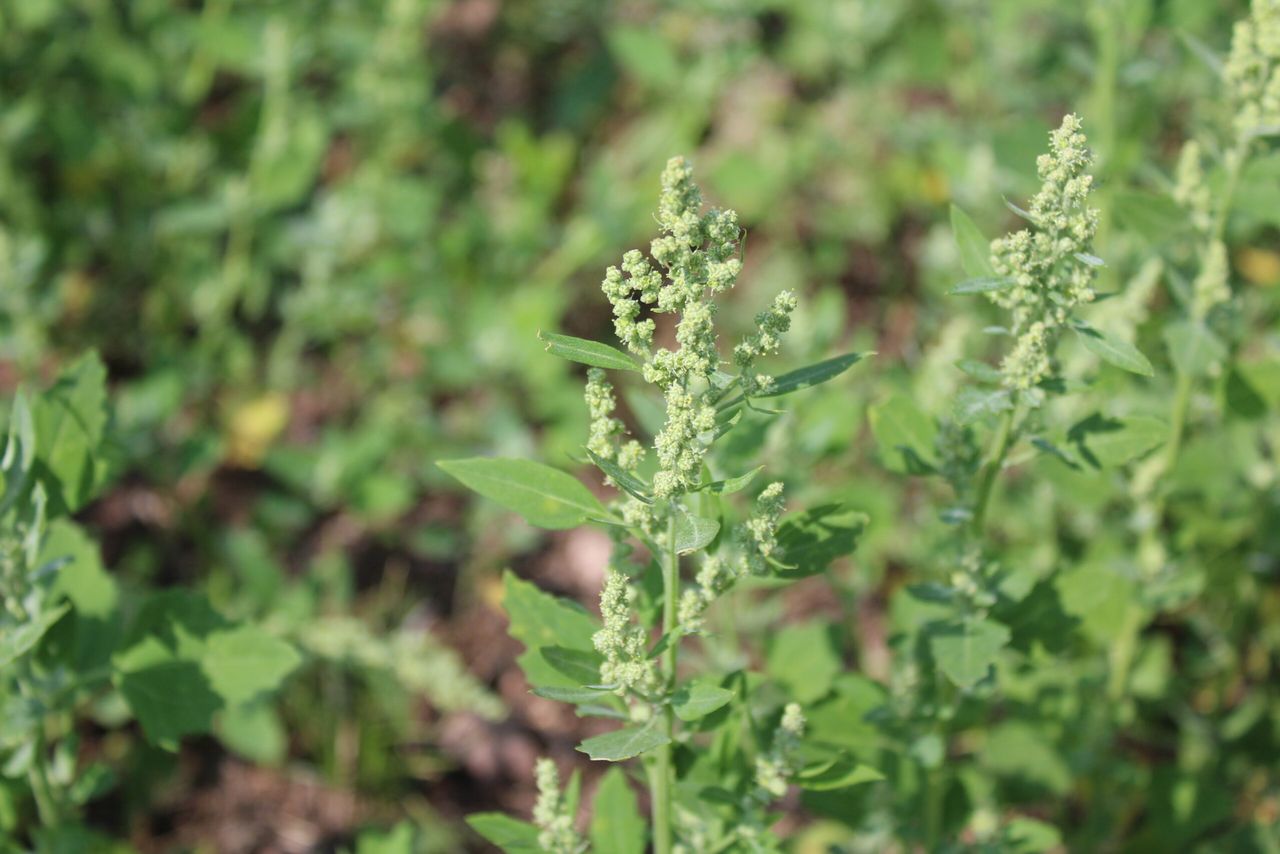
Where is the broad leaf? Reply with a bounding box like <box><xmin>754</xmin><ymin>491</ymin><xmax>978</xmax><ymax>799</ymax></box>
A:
<box><xmin>539</xmin><ymin>332</ymin><xmax>640</xmax><ymax>371</ymax></box>
<box><xmin>1066</xmin><ymin>414</ymin><xmax>1169</xmax><ymax>468</ymax></box>
<box><xmin>1073</xmin><ymin>323</ymin><xmax>1154</xmax><ymax>377</ymax></box>
<box><xmin>32</xmin><ymin>352</ymin><xmax>108</xmax><ymax>512</ymax></box>
<box><xmin>541</xmin><ymin>645</ymin><xmax>604</xmax><ymax>686</ymax></box>
<box><xmin>929</xmin><ymin>618</ymin><xmax>1010</xmax><ymax>688</ymax></box>
<box><xmin>202</xmin><ymin>626</ymin><xmax>301</xmax><ymax>707</ymax></box>
<box><xmin>502</xmin><ymin>571</ymin><xmax>599</xmax><ymax>688</ymax></box>
<box><xmin>674</xmin><ymin>511</ymin><xmax>719</xmax><ymax>554</ymax></box>
<box><xmin>590</xmin><ymin>768</ymin><xmax>646</xmax><ymax>854</ymax></box>
<box><xmin>672</xmin><ymin>682</ymin><xmax>734</xmax><ymax>721</ymax></box>
<box><xmin>0</xmin><ymin>604</ymin><xmax>69</xmax><ymax>669</ymax></box>
<box><xmin>774</xmin><ymin>504</ymin><xmax>867</xmax><ymax>579</ymax></box>
<box><xmin>767</xmin><ymin>622</ymin><xmax>841</xmax><ymax>703</ymax></box>
<box><xmin>466</xmin><ymin>813</ymin><xmax>541</xmax><ymax>853</ymax></box>
<box><xmin>438</xmin><ymin>457</ymin><xmax>611</xmax><ymax>529</ymax></box>
<box><xmin>578</xmin><ymin>719</ymin><xmax>671</xmax><ymax>761</ymax></box>
<box><xmin>869</xmin><ymin>395</ymin><xmax>938</xmax><ymax>473</ymax></box>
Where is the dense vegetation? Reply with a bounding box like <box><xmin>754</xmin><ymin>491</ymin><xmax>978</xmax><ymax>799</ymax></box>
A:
<box><xmin>2</xmin><ymin>0</ymin><xmax>1279</xmax><ymax>851</ymax></box>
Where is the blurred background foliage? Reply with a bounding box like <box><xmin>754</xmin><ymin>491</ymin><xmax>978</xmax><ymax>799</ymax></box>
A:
<box><xmin>3</xmin><ymin>0</ymin><xmax>1279</xmax><ymax>850</ymax></box>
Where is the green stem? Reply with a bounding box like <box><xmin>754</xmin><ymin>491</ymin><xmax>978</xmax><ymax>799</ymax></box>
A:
<box><xmin>15</xmin><ymin>667</ymin><xmax>61</xmax><ymax>827</ymax></box>
<box><xmin>650</xmin><ymin>509</ymin><xmax>679</xmax><ymax>854</ymax></box>
<box><xmin>970</xmin><ymin>402</ymin><xmax>1018</xmax><ymax>538</ymax></box>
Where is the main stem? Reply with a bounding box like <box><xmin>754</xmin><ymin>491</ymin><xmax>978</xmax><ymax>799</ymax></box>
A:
<box><xmin>650</xmin><ymin>509</ymin><xmax>679</xmax><ymax>854</ymax></box>
<box><xmin>970</xmin><ymin>403</ymin><xmax>1018</xmax><ymax>538</ymax></box>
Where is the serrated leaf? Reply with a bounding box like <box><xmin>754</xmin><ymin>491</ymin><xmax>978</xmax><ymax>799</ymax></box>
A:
<box><xmin>929</xmin><ymin>618</ymin><xmax>1010</xmax><ymax>688</ymax></box>
<box><xmin>438</xmin><ymin>457</ymin><xmax>612</xmax><ymax>529</ymax></box>
<box><xmin>502</xmin><ymin>571</ymin><xmax>600</xmax><ymax>688</ymax></box>
<box><xmin>539</xmin><ymin>332</ymin><xmax>640</xmax><ymax>372</ymax></box>
<box><xmin>202</xmin><ymin>626</ymin><xmax>301</xmax><ymax>707</ymax></box>
<box><xmin>590</xmin><ymin>768</ymin><xmax>646</xmax><ymax>854</ymax></box>
<box><xmin>672</xmin><ymin>682</ymin><xmax>734</xmax><ymax>721</ymax></box>
<box><xmin>466</xmin><ymin>813</ymin><xmax>541</xmax><ymax>853</ymax></box>
<box><xmin>774</xmin><ymin>504</ymin><xmax>867</xmax><ymax>580</ymax></box>
<box><xmin>950</xmin><ymin>204</ymin><xmax>995</xmax><ymax>279</ymax></box>
<box><xmin>586</xmin><ymin>449</ymin><xmax>651</xmax><ymax>504</ymax></box>
<box><xmin>758</xmin><ymin>353</ymin><xmax>868</xmax><ymax>398</ymax></box>
<box><xmin>578</xmin><ymin>719</ymin><xmax>671</xmax><ymax>761</ymax></box>
<box><xmin>1073</xmin><ymin>324</ymin><xmax>1155</xmax><ymax>377</ymax></box>
<box><xmin>1164</xmin><ymin>320</ymin><xmax>1226</xmax><ymax>378</ymax></box>
<box><xmin>674</xmin><ymin>511</ymin><xmax>719</xmax><ymax>554</ymax></box>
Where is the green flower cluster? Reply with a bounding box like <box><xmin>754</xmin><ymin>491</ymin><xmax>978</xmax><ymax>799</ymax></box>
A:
<box><xmin>600</xmin><ymin>156</ymin><xmax>752</xmax><ymax>498</ymax></box>
<box><xmin>988</xmin><ymin>114</ymin><xmax>1099</xmax><ymax>391</ymax></box>
<box><xmin>532</xmin><ymin>759</ymin><xmax>583</xmax><ymax>854</ymax></box>
<box><xmin>678</xmin><ymin>483</ymin><xmax>787</xmax><ymax>632</ymax></box>
<box><xmin>584</xmin><ymin>368</ymin><xmax>644</xmax><ymax>468</ymax></box>
<box><xmin>594</xmin><ymin>568</ymin><xmax>659</xmax><ymax>695</ymax></box>
<box><xmin>1225</xmin><ymin>0</ymin><xmax>1280</xmax><ymax>137</ymax></box>
<box><xmin>754</xmin><ymin>703</ymin><xmax>806</xmax><ymax>798</ymax></box>
<box><xmin>734</xmin><ymin>290</ymin><xmax>799</xmax><ymax>396</ymax></box>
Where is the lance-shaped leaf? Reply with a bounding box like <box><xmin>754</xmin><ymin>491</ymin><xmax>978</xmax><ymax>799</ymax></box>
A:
<box><xmin>586</xmin><ymin>449</ymin><xmax>652</xmax><ymax>504</ymax></box>
<box><xmin>578</xmin><ymin>718</ymin><xmax>671</xmax><ymax>761</ymax></box>
<box><xmin>949</xmin><ymin>277</ymin><xmax>1012</xmax><ymax>295</ymax></box>
<box><xmin>951</xmin><ymin>204</ymin><xmax>996</xmax><ymax>279</ymax></box>
<box><xmin>539</xmin><ymin>332</ymin><xmax>640</xmax><ymax>372</ymax></box>
<box><xmin>797</xmin><ymin>755</ymin><xmax>885</xmax><ymax>790</ymax></box>
<box><xmin>438</xmin><ymin>457</ymin><xmax>614</xmax><ymax>529</ymax></box>
<box><xmin>696</xmin><ymin>466</ymin><xmax>762</xmax><ymax>496</ymax></box>
<box><xmin>466</xmin><ymin>814</ymin><xmax>541</xmax><ymax>853</ymax></box>
<box><xmin>1072</xmin><ymin>322</ymin><xmax>1155</xmax><ymax>377</ymax></box>
<box><xmin>758</xmin><ymin>353</ymin><xmax>869</xmax><ymax>398</ymax></box>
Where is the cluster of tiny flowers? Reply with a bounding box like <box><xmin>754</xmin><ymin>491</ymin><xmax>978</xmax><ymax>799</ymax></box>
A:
<box><xmin>600</xmin><ymin>157</ymin><xmax>746</xmax><ymax>498</ymax></box>
<box><xmin>733</xmin><ymin>290</ymin><xmax>798</xmax><ymax>396</ymax></box>
<box><xmin>677</xmin><ymin>484</ymin><xmax>787</xmax><ymax>632</ymax></box>
<box><xmin>1172</xmin><ymin>141</ymin><xmax>1213</xmax><ymax>235</ymax></box>
<box><xmin>934</xmin><ymin>420</ymin><xmax>980</xmax><ymax>496</ymax></box>
<box><xmin>532</xmin><ymin>759</ymin><xmax>583</xmax><ymax>854</ymax></box>
<box><xmin>593</xmin><ymin>569</ymin><xmax>658</xmax><ymax>695</ymax></box>
<box><xmin>1225</xmin><ymin>0</ymin><xmax>1280</xmax><ymax>137</ymax></box>
<box><xmin>584</xmin><ymin>368</ymin><xmax>624</xmax><ymax>460</ymax></box>
<box><xmin>988</xmin><ymin>114</ymin><xmax>1099</xmax><ymax>390</ymax></box>
<box><xmin>754</xmin><ymin>703</ymin><xmax>806</xmax><ymax>799</ymax></box>
<box><xmin>1192</xmin><ymin>240</ymin><xmax>1231</xmax><ymax>321</ymax></box>
<box><xmin>739</xmin><ymin>482</ymin><xmax>785</xmax><ymax>575</ymax></box>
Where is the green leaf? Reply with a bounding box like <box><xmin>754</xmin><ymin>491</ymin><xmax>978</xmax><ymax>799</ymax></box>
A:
<box><xmin>590</xmin><ymin>768</ymin><xmax>646</xmax><ymax>854</ymax></box>
<box><xmin>1066</xmin><ymin>414</ymin><xmax>1169</xmax><ymax>468</ymax></box>
<box><xmin>539</xmin><ymin>332</ymin><xmax>640</xmax><ymax>372</ymax></box>
<box><xmin>32</xmin><ymin>352</ymin><xmax>108</xmax><ymax>512</ymax></box>
<box><xmin>956</xmin><ymin>359</ymin><xmax>1003</xmax><ymax>384</ymax></box>
<box><xmin>951</xmin><ymin>204</ymin><xmax>996</xmax><ymax>279</ymax></box>
<box><xmin>698</xmin><ymin>466</ymin><xmax>762</xmax><ymax>495</ymax></box>
<box><xmin>797</xmin><ymin>756</ymin><xmax>885</xmax><ymax>791</ymax></box>
<box><xmin>767</xmin><ymin>622</ymin><xmax>841</xmax><ymax>703</ymax></box>
<box><xmin>672</xmin><ymin>682</ymin><xmax>734</xmax><ymax>721</ymax></box>
<box><xmin>540</xmin><ymin>645</ymin><xmax>603</xmax><ymax>686</ymax></box>
<box><xmin>949</xmin><ymin>277</ymin><xmax>1010</xmax><ymax>295</ymax></box>
<box><xmin>217</xmin><ymin>702</ymin><xmax>287</xmax><ymax>766</ymax></box>
<box><xmin>586</xmin><ymin>449</ymin><xmax>651</xmax><ymax>504</ymax></box>
<box><xmin>1164</xmin><ymin>319</ymin><xmax>1227</xmax><ymax>378</ymax></box>
<box><xmin>674</xmin><ymin>511</ymin><xmax>719</xmax><ymax>554</ymax></box>
<box><xmin>1073</xmin><ymin>323</ymin><xmax>1155</xmax><ymax>377</ymax></box>
<box><xmin>578</xmin><ymin>718</ymin><xmax>671</xmax><ymax>761</ymax></box>
<box><xmin>0</xmin><ymin>604</ymin><xmax>69</xmax><ymax>669</ymax></box>
<box><xmin>869</xmin><ymin>395</ymin><xmax>938</xmax><ymax>473</ymax></box>
<box><xmin>438</xmin><ymin>457</ymin><xmax>611</xmax><ymax>529</ymax></box>
<box><xmin>466</xmin><ymin>813</ymin><xmax>542</xmax><ymax>853</ymax></box>
<box><xmin>1113</xmin><ymin>190</ymin><xmax>1187</xmax><ymax>243</ymax></box>
<box><xmin>929</xmin><ymin>618</ymin><xmax>1010</xmax><ymax>688</ymax></box>
<box><xmin>758</xmin><ymin>353</ymin><xmax>869</xmax><ymax>398</ymax></box>
<box><xmin>202</xmin><ymin>626</ymin><xmax>301</xmax><ymax>707</ymax></box>
<box><xmin>954</xmin><ymin>388</ymin><xmax>1013</xmax><ymax>424</ymax></box>
<box><xmin>533</xmin><ymin>685</ymin><xmax>614</xmax><ymax>704</ymax></box>
<box><xmin>502</xmin><ymin>571</ymin><xmax>600</xmax><ymax>688</ymax></box>
<box><xmin>774</xmin><ymin>504</ymin><xmax>867</xmax><ymax>580</ymax></box>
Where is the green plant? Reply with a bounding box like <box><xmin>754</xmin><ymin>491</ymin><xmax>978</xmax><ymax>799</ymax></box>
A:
<box><xmin>0</xmin><ymin>355</ymin><xmax>301</xmax><ymax>848</ymax></box>
<box><xmin>441</xmin><ymin>157</ymin><xmax>872</xmax><ymax>853</ymax></box>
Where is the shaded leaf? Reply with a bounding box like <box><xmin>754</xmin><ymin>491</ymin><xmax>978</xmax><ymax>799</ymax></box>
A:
<box><xmin>1073</xmin><ymin>323</ymin><xmax>1154</xmax><ymax>377</ymax></box>
<box><xmin>758</xmin><ymin>353</ymin><xmax>869</xmax><ymax>398</ymax></box>
<box><xmin>578</xmin><ymin>719</ymin><xmax>671</xmax><ymax>761</ymax></box>
<box><xmin>774</xmin><ymin>504</ymin><xmax>867</xmax><ymax>580</ymax></box>
<box><xmin>929</xmin><ymin>618</ymin><xmax>1010</xmax><ymax>688</ymax></box>
<box><xmin>438</xmin><ymin>457</ymin><xmax>612</xmax><ymax>529</ymax></box>
<box><xmin>672</xmin><ymin>682</ymin><xmax>734</xmax><ymax>721</ymax></box>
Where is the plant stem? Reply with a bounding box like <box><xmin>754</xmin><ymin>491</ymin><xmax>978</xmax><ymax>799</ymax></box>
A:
<box><xmin>650</xmin><ymin>509</ymin><xmax>679</xmax><ymax>854</ymax></box>
<box><xmin>15</xmin><ymin>667</ymin><xmax>61</xmax><ymax>827</ymax></box>
<box><xmin>970</xmin><ymin>402</ymin><xmax>1018</xmax><ymax>538</ymax></box>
